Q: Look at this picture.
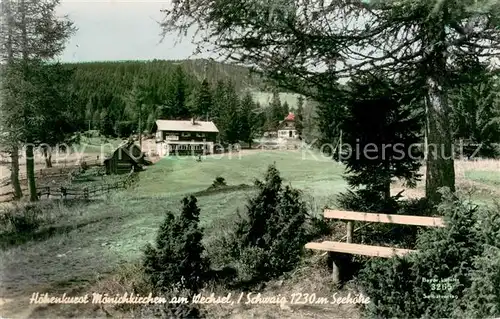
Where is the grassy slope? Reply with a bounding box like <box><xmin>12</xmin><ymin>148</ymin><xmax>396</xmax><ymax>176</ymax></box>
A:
<box><xmin>464</xmin><ymin>170</ymin><xmax>500</xmax><ymax>187</ymax></box>
<box><xmin>1</xmin><ymin>151</ymin><xmax>499</xmax><ymax>318</ymax></box>
<box><xmin>0</xmin><ymin>150</ymin><xmax>346</xmax><ymax>299</ymax></box>
<box><xmin>250</xmin><ymin>91</ymin><xmax>304</xmax><ymax>109</ymax></box>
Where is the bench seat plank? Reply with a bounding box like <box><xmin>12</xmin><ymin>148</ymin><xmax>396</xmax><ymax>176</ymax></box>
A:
<box><xmin>305</xmin><ymin>241</ymin><xmax>417</xmax><ymax>258</ymax></box>
<box><xmin>323</xmin><ymin>209</ymin><xmax>445</xmax><ymax>227</ymax></box>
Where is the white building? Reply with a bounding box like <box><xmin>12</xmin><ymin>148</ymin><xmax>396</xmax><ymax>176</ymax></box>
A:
<box><xmin>153</xmin><ymin>119</ymin><xmax>219</xmax><ymax>156</ymax></box>
<box><xmin>277</xmin><ymin>113</ymin><xmax>298</xmax><ymax>139</ymax></box>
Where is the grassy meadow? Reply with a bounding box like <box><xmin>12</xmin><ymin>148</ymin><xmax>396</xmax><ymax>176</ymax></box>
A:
<box><xmin>0</xmin><ymin>150</ymin><xmax>345</xmax><ymax>305</ymax></box>
<box><xmin>0</xmin><ymin>149</ymin><xmax>499</xmax><ymax>318</ymax></box>
<box><xmin>250</xmin><ymin>91</ymin><xmax>305</xmax><ymax>109</ymax></box>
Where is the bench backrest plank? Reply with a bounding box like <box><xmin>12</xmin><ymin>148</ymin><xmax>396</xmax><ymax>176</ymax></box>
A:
<box><xmin>305</xmin><ymin>241</ymin><xmax>416</xmax><ymax>258</ymax></box>
<box><xmin>324</xmin><ymin>209</ymin><xmax>445</xmax><ymax>227</ymax></box>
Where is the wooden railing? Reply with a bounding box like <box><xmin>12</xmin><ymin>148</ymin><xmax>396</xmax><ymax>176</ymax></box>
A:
<box><xmin>36</xmin><ymin>181</ymin><xmax>128</xmax><ymax>200</ymax></box>
<box><xmin>306</xmin><ymin>209</ymin><xmax>445</xmax><ymax>258</ymax></box>
<box><xmin>305</xmin><ymin>209</ymin><xmax>445</xmax><ymax>283</ymax></box>
<box><xmin>0</xmin><ymin>180</ymin><xmax>129</xmax><ymax>203</ymax></box>
<box><xmin>0</xmin><ymin>159</ymin><xmax>103</xmax><ymax>187</ymax></box>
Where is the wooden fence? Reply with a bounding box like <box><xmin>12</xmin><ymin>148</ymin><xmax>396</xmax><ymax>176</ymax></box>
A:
<box><xmin>0</xmin><ymin>159</ymin><xmax>103</xmax><ymax>187</ymax></box>
<box><xmin>0</xmin><ymin>180</ymin><xmax>129</xmax><ymax>203</ymax></box>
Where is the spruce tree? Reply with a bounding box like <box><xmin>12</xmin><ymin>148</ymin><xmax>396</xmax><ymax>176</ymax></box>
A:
<box><xmin>238</xmin><ymin>92</ymin><xmax>255</xmax><ymax>147</ymax></box>
<box><xmin>172</xmin><ymin>66</ymin><xmax>189</xmax><ymax>119</ymax></box>
<box><xmin>219</xmin><ymin>80</ymin><xmax>241</xmax><ymax>144</ymax></box>
<box><xmin>340</xmin><ymin>75</ymin><xmax>423</xmax><ymax>203</ymax></box>
<box><xmin>195</xmin><ymin>79</ymin><xmax>213</xmax><ymax>120</ymax></box>
<box><xmin>282</xmin><ymin>101</ymin><xmax>290</xmax><ymax>116</ymax></box>
<box><xmin>269</xmin><ymin>90</ymin><xmax>283</xmax><ymax>129</ymax></box>
<box><xmin>295</xmin><ymin>96</ymin><xmax>304</xmax><ymax>138</ymax></box>
<box><xmin>211</xmin><ymin>80</ymin><xmax>226</xmax><ymax>124</ymax></box>
<box><xmin>143</xmin><ymin>195</ymin><xmax>209</xmax><ymax>294</ymax></box>
<box><xmin>233</xmin><ymin>164</ymin><xmax>309</xmax><ymax>281</ymax></box>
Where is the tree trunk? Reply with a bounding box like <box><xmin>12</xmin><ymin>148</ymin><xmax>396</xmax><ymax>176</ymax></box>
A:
<box><xmin>26</xmin><ymin>145</ymin><xmax>38</xmax><ymax>201</ymax></box>
<box><xmin>4</xmin><ymin>2</ymin><xmax>21</xmax><ymax>200</ymax></box>
<box><xmin>425</xmin><ymin>77</ymin><xmax>455</xmax><ymax>205</ymax></box>
<box><xmin>383</xmin><ymin>159</ymin><xmax>391</xmax><ymax>203</ymax></box>
<box><xmin>383</xmin><ymin>179</ymin><xmax>391</xmax><ymax>203</ymax></box>
<box><xmin>43</xmin><ymin>147</ymin><xmax>52</xmax><ymax>168</ymax></box>
<box><xmin>423</xmin><ymin>14</ymin><xmax>456</xmax><ymax>206</ymax></box>
<box><xmin>10</xmin><ymin>146</ymin><xmax>23</xmax><ymax>199</ymax></box>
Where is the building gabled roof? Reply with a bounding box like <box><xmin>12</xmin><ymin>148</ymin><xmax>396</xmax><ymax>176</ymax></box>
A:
<box><xmin>104</xmin><ymin>141</ymin><xmax>141</xmax><ymax>163</ymax></box>
<box><xmin>284</xmin><ymin>113</ymin><xmax>295</xmax><ymax>121</ymax></box>
<box><xmin>155</xmin><ymin>120</ymin><xmax>219</xmax><ymax>133</ymax></box>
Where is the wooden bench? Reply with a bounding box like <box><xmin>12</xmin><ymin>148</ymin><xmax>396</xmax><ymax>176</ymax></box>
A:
<box><xmin>306</xmin><ymin>209</ymin><xmax>445</xmax><ymax>282</ymax></box>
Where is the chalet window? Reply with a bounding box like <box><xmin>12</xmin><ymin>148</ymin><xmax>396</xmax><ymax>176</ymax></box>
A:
<box><xmin>182</xmin><ymin>132</ymin><xmax>191</xmax><ymax>137</ymax></box>
<box><xmin>196</xmin><ymin>133</ymin><xmax>205</xmax><ymax>138</ymax></box>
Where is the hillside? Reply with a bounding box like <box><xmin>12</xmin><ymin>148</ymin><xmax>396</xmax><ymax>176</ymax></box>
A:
<box><xmin>67</xmin><ymin>59</ymin><xmax>268</xmax><ymax>92</ymax></box>
<box><xmin>63</xmin><ymin>59</ymin><xmax>304</xmax><ymax>138</ymax></box>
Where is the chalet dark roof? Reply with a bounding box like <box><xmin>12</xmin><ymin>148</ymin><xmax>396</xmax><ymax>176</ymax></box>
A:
<box><xmin>104</xmin><ymin>142</ymin><xmax>141</xmax><ymax>164</ymax></box>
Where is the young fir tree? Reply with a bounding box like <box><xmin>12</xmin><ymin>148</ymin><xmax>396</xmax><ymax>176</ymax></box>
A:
<box><xmin>339</xmin><ymin>75</ymin><xmax>423</xmax><ymax>206</ymax></box>
<box><xmin>358</xmin><ymin>189</ymin><xmax>492</xmax><ymax>318</ymax></box>
<box><xmin>143</xmin><ymin>196</ymin><xmax>209</xmax><ymax>294</ymax></box>
<box><xmin>233</xmin><ymin>164</ymin><xmax>309</xmax><ymax>281</ymax></box>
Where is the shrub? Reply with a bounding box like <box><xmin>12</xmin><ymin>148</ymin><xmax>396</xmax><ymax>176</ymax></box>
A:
<box><xmin>211</xmin><ymin>176</ymin><xmax>227</xmax><ymax>188</ymax></box>
<box><xmin>461</xmin><ymin>201</ymin><xmax>500</xmax><ymax>317</ymax></box>
<box><xmin>227</xmin><ymin>164</ymin><xmax>309</xmax><ymax>283</ymax></box>
<box><xmin>306</xmin><ymin>215</ymin><xmax>333</xmax><ymax>240</ymax></box>
<box><xmin>358</xmin><ymin>188</ymin><xmax>500</xmax><ymax>318</ymax></box>
<box><xmin>0</xmin><ymin>204</ymin><xmax>41</xmax><ymax>233</ymax></box>
<box><xmin>143</xmin><ymin>195</ymin><xmax>209</xmax><ymax>294</ymax></box>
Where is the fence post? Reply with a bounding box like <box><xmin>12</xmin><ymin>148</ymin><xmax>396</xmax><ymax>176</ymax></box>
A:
<box><xmin>84</xmin><ymin>187</ymin><xmax>89</xmax><ymax>200</ymax></box>
<box><xmin>47</xmin><ymin>187</ymin><xmax>50</xmax><ymax>198</ymax></box>
<box><xmin>346</xmin><ymin>222</ymin><xmax>353</xmax><ymax>243</ymax></box>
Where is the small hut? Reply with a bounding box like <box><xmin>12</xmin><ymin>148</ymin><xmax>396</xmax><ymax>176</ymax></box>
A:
<box><xmin>103</xmin><ymin>142</ymin><xmax>145</xmax><ymax>175</ymax></box>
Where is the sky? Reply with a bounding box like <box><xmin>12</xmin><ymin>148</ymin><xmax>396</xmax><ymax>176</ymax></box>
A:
<box><xmin>57</xmin><ymin>0</ymin><xmax>500</xmax><ymax>69</ymax></box>
<box><xmin>57</xmin><ymin>0</ymin><xmax>207</xmax><ymax>62</ymax></box>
